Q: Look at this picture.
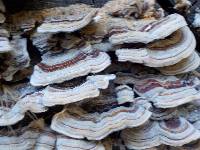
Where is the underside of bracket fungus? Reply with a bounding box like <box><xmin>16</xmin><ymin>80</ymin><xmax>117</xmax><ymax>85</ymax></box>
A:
<box><xmin>56</xmin><ymin>136</ymin><xmax>105</xmax><ymax>150</ymax></box>
<box><xmin>158</xmin><ymin>51</ymin><xmax>200</xmax><ymax>75</ymax></box>
<box><xmin>1</xmin><ymin>0</ymin><xmax>200</xmax><ymax>149</ymax></box>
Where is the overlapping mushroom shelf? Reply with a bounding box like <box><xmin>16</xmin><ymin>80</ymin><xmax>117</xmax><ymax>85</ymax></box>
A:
<box><xmin>108</xmin><ymin>14</ymin><xmax>187</xmax><ymax>44</ymax></box>
<box><xmin>158</xmin><ymin>51</ymin><xmax>200</xmax><ymax>75</ymax></box>
<box><xmin>0</xmin><ymin>82</ymin><xmax>46</xmax><ymax>126</ymax></box>
<box><xmin>0</xmin><ymin>0</ymin><xmax>200</xmax><ymax>149</ymax></box>
<box><xmin>30</xmin><ymin>44</ymin><xmax>111</xmax><ymax>86</ymax></box>
<box><xmin>107</xmin><ymin>12</ymin><xmax>199</xmax><ymax>74</ymax></box>
<box><xmin>0</xmin><ymin>74</ymin><xmax>114</xmax><ymax>126</ymax></box>
<box><xmin>121</xmin><ymin>118</ymin><xmax>200</xmax><ymax>149</ymax></box>
<box><xmin>133</xmin><ymin>74</ymin><xmax>200</xmax><ymax>108</ymax></box>
<box><xmin>6</xmin><ymin>4</ymin><xmax>97</xmax><ymax>34</ymax></box>
<box><xmin>37</xmin><ymin>4</ymin><xmax>98</xmax><ymax>33</ymax></box>
<box><xmin>51</xmin><ymin>99</ymin><xmax>151</xmax><ymax>140</ymax></box>
<box><xmin>113</xmin><ymin>21</ymin><xmax>197</xmax><ymax>68</ymax></box>
<box><xmin>0</xmin><ymin>119</ymin><xmax>106</xmax><ymax>150</ymax></box>
<box><xmin>42</xmin><ymin>74</ymin><xmax>115</xmax><ymax>106</ymax></box>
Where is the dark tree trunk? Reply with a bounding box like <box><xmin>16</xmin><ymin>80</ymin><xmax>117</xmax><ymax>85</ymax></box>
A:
<box><xmin>3</xmin><ymin>0</ymin><xmax>110</xmax><ymax>13</ymax></box>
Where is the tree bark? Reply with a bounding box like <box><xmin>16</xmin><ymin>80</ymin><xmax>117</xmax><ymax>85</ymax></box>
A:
<box><xmin>3</xmin><ymin>0</ymin><xmax>110</xmax><ymax>13</ymax></box>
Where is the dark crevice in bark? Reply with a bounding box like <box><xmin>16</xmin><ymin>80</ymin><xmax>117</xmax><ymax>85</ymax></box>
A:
<box><xmin>157</xmin><ymin>0</ymin><xmax>177</xmax><ymax>14</ymax></box>
<box><xmin>2</xmin><ymin>0</ymin><xmax>108</xmax><ymax>14</ymax></box>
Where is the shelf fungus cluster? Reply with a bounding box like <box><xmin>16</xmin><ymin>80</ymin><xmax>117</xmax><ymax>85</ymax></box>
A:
<box><xmin>1</xmin><ymin>0</ymin><xmax>200</xmax><ymax>149</ymax></box>
<box><xmin>108</xmin><ymin>12</ymin><xmax>199</xmax><ymax>75</ymax></box>
<box><xmin>121</xmin><ymin>117</ymin><xmax>200</xmax><ymax>149</ymax></box>
<box><xmin>0</xmin><ymin>119</ymin><xmax>106</xmax><ymax>150</ymax></box>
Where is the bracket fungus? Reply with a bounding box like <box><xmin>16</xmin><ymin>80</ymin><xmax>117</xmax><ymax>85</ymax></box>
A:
<box><xmin>42</xmin><ymin>74</ymin><xmax>115</xmax><ymax>106</ymax></box>
<box><xmin>0</xmin><ymin>82</ymin><xmax>46</xmax><ymax>126</ymax></box>
<box><xmin>121</xmin><ymin>117</ymin><xmax>200</xmax><ymax>149</ymax></box>
<box><xmin>37</xmin><ymin>4</ymin><xmax>98</xmax><ymax>33</ymax></box>
<box><xmin>108</xmin><ymin>14</ymin><xmax>187</xmax><ymax>44</ymax></box>
<box><xmin>0</xmin><ymin>119</ymin><xmax>43</xmax><ymax>150</ymax></box>
<box><xmin>115</xmin><ymin>26</ymin><xmax>196</xmax><ymax>67</ymax></box>
<box><xmin>0</xmin><ymin>0</ymin><xmax>200</xmax><ymax>149</ymax></box>
<box><xmin>30</xmin><ymin>44</ymin><xmax>111</xmax><ymax>86</ymax></box>
<box><xmin>115</xmin><ymin>85</ymin><xmax>135</xmax><ymax>104</ymax></box>
<box><xmin>158</xmin><ymin>51</ymin><xmax>200</xmax><ymax>75</ymax></box>
<box><xmin>133</xmin><ymin>74</ymin><xmax>200</xmax><ymax>108</ymax></box>
<box><xmin>0</xmin><ymin>119</ymin><xmax>106</xmax><ymax>150</ymax></box>
<box><xmin>51</xmin><ymin>104</ymin><xmax>151</xmax><ymax>140</ymax></box>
